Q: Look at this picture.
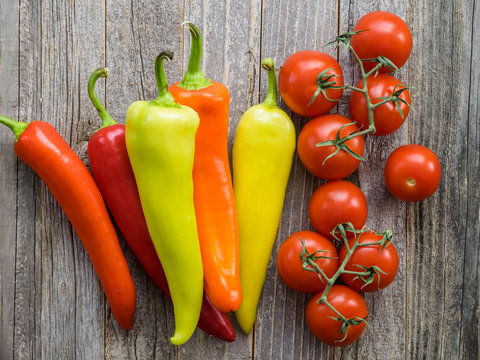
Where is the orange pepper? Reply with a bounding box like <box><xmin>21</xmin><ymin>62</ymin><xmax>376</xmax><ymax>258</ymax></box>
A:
<box><xmin>169</xmin><ymin>23</ymin><xmax>241</xmax><ymax>313</ymax></box>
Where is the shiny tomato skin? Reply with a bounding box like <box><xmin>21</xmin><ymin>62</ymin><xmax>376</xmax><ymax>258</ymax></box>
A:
<box><xmin>339</xmin><ymin>232</ymin><xmax>399</xmax><ymax>292</ymax></box>
<box><xmin>349</xmin><ymin>74</ymin><xmax>411</xmax><ymax>136</ymax></box>
<box><xmin>384</xmin><ymin>144</ymin><xmax>441</xmax><ymax>202</ymax></box>
<box><xmin>306</xmin><ymin>285</ymin><xmax>368</xmax><ymax>346</ymax></box>
<box><xmin>278</xmin><ymin>50</ymin><xmax>343</xmax><ymax>117</ymax></box>
<box><xmin>351</xmin><ymin>11</ymin><xmax>412</xmax><ymax>73</ymax></box>
<box><xmin>276</xmin><ymin>231</ymin><xmax>339</xmax><ymax>293</ymax></box>
<box><xmin>297</xmin><ymin>114</ymin><xmax>364</xmax><ymax>180</ymax></box>
<box><xmin>308</xmin><ymin>180</ymin><xmax>368</xmax><ymax>238</ymax></box>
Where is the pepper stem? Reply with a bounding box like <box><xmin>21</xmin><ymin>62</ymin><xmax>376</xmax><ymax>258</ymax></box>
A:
<box><xmin>0</xmin><ymin>115</ymin><xmax>28</xmax><ymax>142</ymax></box>
<box><xmin>152</xmin><ymin>51</ymin><xmax>179</xmax><ymax>107</ymax></box>
<box><xmin>178</xmin><ymin>22</ymin><xmax>213</xmax><ymax>91</ymax></box>
<box><xmin>261</xmin><ymin>58</ymin><xmax>279</xmax><ymax>108</ymax></box>
<box><xmin>88</xmin><ymin>68</ymin><xmax>117</xmax><ymax>130</ymax></box>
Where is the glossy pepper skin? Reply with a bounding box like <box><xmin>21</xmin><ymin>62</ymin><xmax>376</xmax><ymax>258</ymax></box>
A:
<box><xmin>0</xmin><ymin>115</ymin><xmax>136</xmax><ymax>330</ymax></box>
<box><xmin>169</xmin><ymin>23</ymin><xmax>241</xmax><ymax>313</ymax></box>
<box><xmin>125</xmin><ymin>52</ymin><xmax>203</xmax><ymax>345</ymax></box>
<box><xmin>233</xmin><ymin>58</ymin><xmax>296</xmax><ymax>334</ymax></box>
<box><xmin>86</xmin><ymin>68</ymin><xmax>235</xmax><ymax>342</ymax></box>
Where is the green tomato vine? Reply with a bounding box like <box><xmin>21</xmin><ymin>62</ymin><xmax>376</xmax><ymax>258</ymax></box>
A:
<box><xmin>301</xmin><ymin>222</ymin><xmax>393</xmax><ymax>344</ymax></box>
<box><xmin>310</xmin><ymin>30</ymin><xmax>413</xmax><ymax>161</ymax></box>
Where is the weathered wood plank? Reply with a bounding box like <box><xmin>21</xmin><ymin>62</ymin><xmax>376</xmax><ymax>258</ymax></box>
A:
<box><xmin>179</xmin><ymin>0</ymin><xmax>261</xmax><ymax>357</ymax></box>
<box><xmin>255</xmin><ymin>1</ymin><xmax>338</xmax><ymax>359</ymax></box>
<box><xmin>337</xmin><ymin>2</ymin><xmax>409</xmax><ymax>359</ymax></box>
<box><xmin>19</xmin><ymin>0</ymin><xmax>108</xmax><ymax>358</ymax></box>
<box><xmin>459</xmin><ymin>2</ymin><xmax>480</xmax><ymax>358</ymax></box>
<box><xmin>0</xmin><ymin>0</ymin><xmax>19</xmax><ymax>359</ymax></box>
<box><xmin>105</xmin><ymin>0</ymin><xmax>184</xmax><ymax>358</ymax></box>
<box><xmin>69</xmin><ymin>1</ymin><xmax>108</xmax><ymax>359</ymax></box>
<box><xmin>405</xmin><ymin>0</ymin><xmax>479</xmax><ymax>359</ymax></box>
<box><xmin>14</xmin><ymin>0</ymin><xmax>42</xmax><ymax>359</ymax></box>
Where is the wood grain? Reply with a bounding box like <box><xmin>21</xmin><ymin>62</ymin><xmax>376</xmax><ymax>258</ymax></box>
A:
<box><xmin>0</xmin><ymin>0</ymin><xmax>19</xmax><ymax>359</ymax></box>
<box><xmin>405</xmin><ymin>0</ymin><xmax>480</xmax><ymax>359</ymax></box>
<box><xmin>0</xmin><ymin>0</ymin><xmax>478</xmax><ymax>359</ymax></box>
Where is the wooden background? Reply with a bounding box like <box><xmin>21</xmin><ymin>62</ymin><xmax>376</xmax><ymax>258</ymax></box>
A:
<box><xmin>0</xmin><ymin>0</ymin><xmax>478</xmax><ymax>359</ymax></box>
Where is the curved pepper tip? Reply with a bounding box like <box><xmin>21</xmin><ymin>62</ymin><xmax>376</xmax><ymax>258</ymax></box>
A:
<box><xmin>170</xmin><ymin>333</ymin><xmax>189</xmax><ymax>346</ymax></box>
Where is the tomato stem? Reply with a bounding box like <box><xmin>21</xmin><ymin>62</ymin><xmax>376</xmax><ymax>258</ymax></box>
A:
<box><xmin>314</xmin><ymin>223</ymin><xmax>393</xmax><ymax>340</ymax></box>
<box><xmin>316</xmin><ymin>31</ymin><xmax>412</xmax><ymax>154</ymax></box>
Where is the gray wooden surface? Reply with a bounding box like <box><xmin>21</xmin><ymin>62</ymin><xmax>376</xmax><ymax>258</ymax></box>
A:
<box><xmin>0</xmin><ymin>0</ymin><xmax>478</xmax><ymax>359</ymax></box>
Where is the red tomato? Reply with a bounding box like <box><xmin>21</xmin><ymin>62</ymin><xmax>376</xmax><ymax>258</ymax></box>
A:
<box><xmin>278</xmin><ymin>50</ymin><xmax>343</xmax><ymax>117</ymax></box>
<box><xmin>297</xmin><ymin>114</ymin><xmax>364</xmax><ymax>180</ymax></box>
<box><xmin>339</xmin><ymin>231</ymin><xmax>399</xmax><ymax>292</ymax></box>
<box><xmin>276</xmin><ymin>231</ymin><xmax>338</xmax><ymax>293</ymax></box>
<box><xmin>306</xmin><ymin>285</ymin><xmax>368</xmax><ymax>346</ymax></box>
<box><xmin>384</xmin><ymin>144</ymin><xmax>441</xmax><ymax>201</ymax></box>
<box><xmin>349</xmin><ymin>74</ymin><xmax>411</xmax><ymax>136</ymax></box>
<box><xmin>351</xmin><ymin>11</ymin><xmax>412</xmax><ymax>72</ymax></box>
<box><xmin>308</xmin><ymin>180</ymin><xmax>368</xmax><ymax>238</ymax></box>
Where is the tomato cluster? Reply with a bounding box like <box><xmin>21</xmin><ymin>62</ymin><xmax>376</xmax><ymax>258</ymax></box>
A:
<box><xmin>275</xmin><ymin>10</ymin><xmax>442</xmax><ymax>347</ymax></box>
<box><xmin>277</xmin><ymin>182</ymin><xmax>398</xmax><ymax>346</ymax></box>
<box><xmin>278</xmin><ymin>10</ymin><xmax>441</xmax><ymax>202</ymax></box>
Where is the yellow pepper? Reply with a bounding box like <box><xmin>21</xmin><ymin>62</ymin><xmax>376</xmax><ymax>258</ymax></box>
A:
<box><xmin>125</xmin><ymin>52</ymin><xmax>202</xmax><ymax>345</ymax></box>
<box><xmin>233</xmin><ymin>58</ymin><xmax>296</xmax><ymax>334</ymax></box>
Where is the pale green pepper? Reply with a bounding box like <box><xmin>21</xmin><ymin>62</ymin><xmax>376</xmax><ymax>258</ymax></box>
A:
<box><xmin>233</xmin><ymin>58</ymin><xmax>296</xmax><ymax>334</ymax></box>
<box><xmin>125</xmin><ymin>52</ymin><xmax>202</xmax><ymax>345</ymax></box>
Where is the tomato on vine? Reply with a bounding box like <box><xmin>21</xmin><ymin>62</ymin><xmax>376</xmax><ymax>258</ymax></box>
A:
<box><xmin>339</xmin><ymin>231</ymin><xmax>399</xmax><ymax>292</ymax></box>
<box><xmin>297</xmin><ymin>114</ymin><xmax>364</xmax><ymax>180</ymax></box>
<box><xmin>276</xmin><ymin>231</ymin><xmax>338</xmax><ymax>293</ymax></box>
<box><xmin>278</xmin><ymin>50</ymin><xmax>343</xmax><ymax>117</ymax></box>
<box><xmin>306</xmin><ymin>285</ymin><xmax>368</xmax><ymax>346</ymax></box>
<box><xmin>384</xmin><ymin>144</ymin><xmax>441</xmax><ymax>201</ymax></box>
<box><xmin>308</xmin><ymin>180</ymin><xmax>368</xmax><ymax>238</ymax></box>
<box><xmin>351</xmin><ymin>11</ymin><xmax>412</xmax><ymax>73</ymax></box>
<box><xmin>349</xmin><ymin>74</ymin><xmax>411</xmax><ymax>136</ymax></box>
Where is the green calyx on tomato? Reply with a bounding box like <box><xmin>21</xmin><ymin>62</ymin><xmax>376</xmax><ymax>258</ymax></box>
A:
<box><xmin>276</xmin><ymin>231</ymin><xmax>338</xmax><ymax>293</ymax></box>
<box><xmin>278</xmin><ymin>50</ymin><xmax>344</xmax><ymax>117</ymax></box>
<box><xmin>339</xmin><ymin>231</ymin><xmax>398</xmax><ymax>292</ymax></box>
<box><xmin>306</xmin><ymin>285</ymin><xmax>368</xmax><ymax>346</ymax></box>
<box><xmin>349</xmin><ymin>74</ymin><xmax>412</xmax><ymax>136</ymax></box>
<box><xmin>298</xmin><ymin>114</ymin><xmax>364</xmax><ymax>180</ymax></box>
<box><xmin>307</xmin><ymin>67</ymin><xmax>344</xmax><ymax>107</ymax></box>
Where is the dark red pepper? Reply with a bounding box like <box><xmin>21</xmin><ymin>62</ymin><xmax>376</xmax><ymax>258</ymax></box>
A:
<box><xmin>87</xmin><ymin>68</ymin><xmax>235</xmax><ymax>342</ymax></box>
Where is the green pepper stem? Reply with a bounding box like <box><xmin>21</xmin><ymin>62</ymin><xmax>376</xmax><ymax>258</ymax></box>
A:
<box><xmin>178</xmin><ymin>22</ymin><xmax>213</xmax><ymax>91</ymax></box>
<box><xmin>153</xmin><ymin>51</ymin><xmax>179</xmax><ymax>107</ymax></box>
<box><xmin>88</xmin><ymin>68</ymin><xmax>117</xmax><ymax>130</ymax></box>
<box><xmin>261</xmin><ymin>58</ymin><xmax>279</xmax><ymax>108</ymax></box>
<box><xmin>0</xmin><ymin>115</ymin><xmax>28</xmax><ymax>142</ymax></box>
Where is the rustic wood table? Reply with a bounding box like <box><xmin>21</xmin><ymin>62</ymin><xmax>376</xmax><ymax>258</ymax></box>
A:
<box><xmin>0</xmin><ymin>0</ymin><xmax>478</xmax><ymax>359</ymax></box>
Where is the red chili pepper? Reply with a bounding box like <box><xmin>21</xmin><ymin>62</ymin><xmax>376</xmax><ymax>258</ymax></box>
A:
<box><xmin>0</xmin><ymin>115</ymin><xmax>136</xmax><ymax>330</ymax></box>
<box><xmin>86</xmin><ymin>68</ymin><xmax>235</xmax><ymax>342</ymax></box>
